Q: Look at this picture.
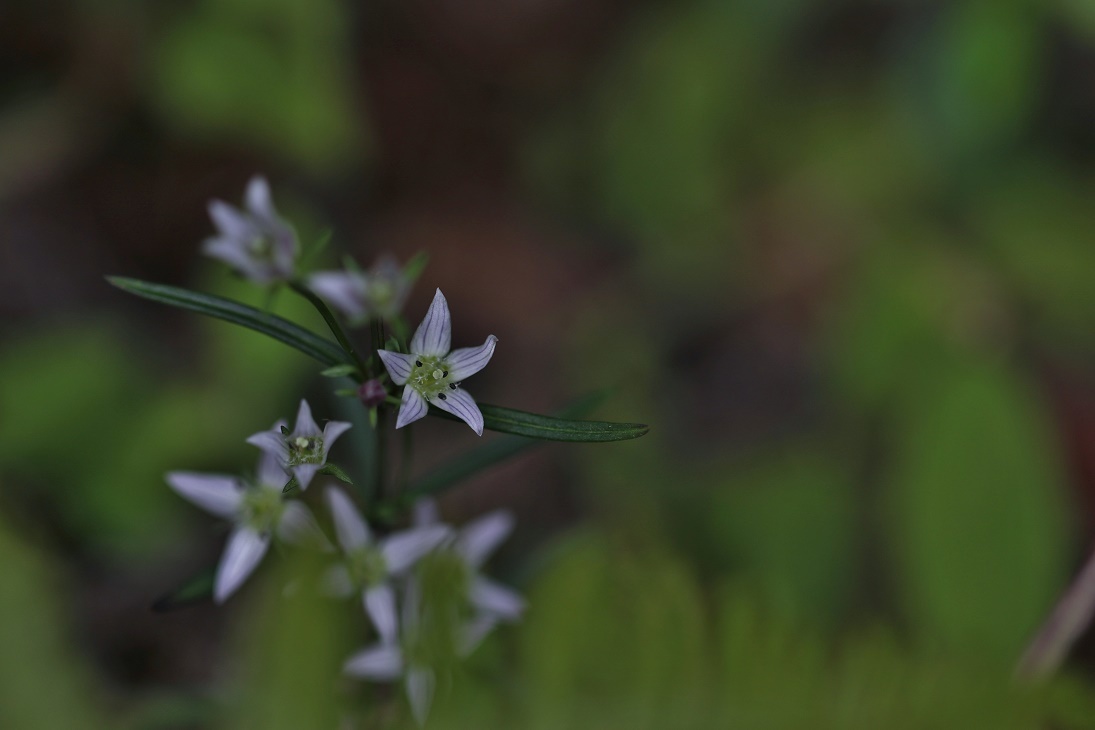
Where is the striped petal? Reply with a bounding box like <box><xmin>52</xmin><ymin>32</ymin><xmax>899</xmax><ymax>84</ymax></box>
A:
<box><xmin>431</xmin><ymin>387</ymin><xmax>484</xmax><ymax>436</ymax></box>
<box><xmin>378</xmin><ymin>350</ymin><xmax>414</xmax><ymax>386</ymax></box>
<box><xmin>396</xmin><ymin>386</ymin><xmax>428</xmax><ymax>429</ymax></box>
<box><xmin>165</xmin><ymin>472</ymin><xmax>243</xmax><ymax>519</ymax></box>
<box><xmin>214</xmin><ymin>527</ymin><xmax>270</xmax><ymax>603</ymax></box>
<box><xmin>409</xmin><ymin>289</ymin><xmax>451</xmax><ymax>357</ymax></box>
<box><xmin>446</xmin><ymin>335</ymin><xmax>498</xmax><ymax>382</ymax></box>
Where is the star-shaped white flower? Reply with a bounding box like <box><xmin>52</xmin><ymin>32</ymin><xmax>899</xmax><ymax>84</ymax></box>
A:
<box><xmin>307</xmin><ymin>255</ymin><xmax>414</xmax><ymax>323</ymax></box>
<box><xmin>166</xmin><ymin>452</ymin><xmax>331</xmax><ymax>604</ymax></box>
<box><xmin>202</xmin><ymin>176</ymin><xmax>298</xmax><ymax>284</ymax></box>
<box><xmin>343</xmin><ymin>577</ymin><xmax>496</xmax><ymax>726</ymax></box>
<box><xmin>413</xmin><ymin>499</ymin><xmax>525</xmax><ymax>623</ymax></box>
<box><xmin>323</xmin><ymin>488</ymin><xmax>450</xmax><ymax>645</ymax></box>
<box><xmin>247</xmin><ymin>399</ymin><xmax>352</xmax><ymax>490</ymax></box>
<box><xmin>378</xmin><ymin>289</ymin><xmax>498</xmax><ymax>436</ymax></box>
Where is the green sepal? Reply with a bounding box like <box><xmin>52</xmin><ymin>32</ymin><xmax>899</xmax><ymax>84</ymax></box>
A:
<box><xmin>428</xmin><ymin>401</ymin><xmax>649</xmax><ymax>442</ymax></box>
<box><xmin>384</xmin><ymin>336</ymin><xmax>401</xmax><ymax>352</ymax></box>
<box><xmin>321</xmin><ymin>364</ymin><xmax>360</xmax><ymax>378</ymax></box>
<box><xmin>107</xmin><ymin>277</ymin><xmax>352</xmax><ymax>368</ymax></box>
<box><xmin>151</xmin><ymin>566</ymin><xmax>215</xmax><ymax>612</ymax></box>
<box><xmin>321</xmin><ymin>463</ymin><xmax>354</xmax><ymax>485</ymax></box>
<box><xmin>282</xmin><ymin>476</ymin><xmax>301</xmax><ymax>494</ymax></box>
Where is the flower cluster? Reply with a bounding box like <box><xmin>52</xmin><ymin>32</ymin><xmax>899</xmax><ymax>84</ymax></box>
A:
<box><xmin>159</xmin><ymin>177</ymin><xmax>522</xmax><ymax>725</ymax></box>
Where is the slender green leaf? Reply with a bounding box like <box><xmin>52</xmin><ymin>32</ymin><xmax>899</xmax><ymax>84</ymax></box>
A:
<box><xmin>404</xmin><ymin>251</ymin><xmax>429</xmax><ymax>282</ymax></box>
<box><xmin>107</xmin><ymin>277</ymin><xmax>352</xmax><ymax>368</ymax></box>
<box><xmin>151</xmin><ymin>566</ymin><xmax>215</xmax><ymax>612</ymax></box>
<box><xmin>320</xmin><ymin>364</ymin><xmax>359</xmax><ymax>378</ymax></box>
<box><xmin>321</xmin><ymin>463</ymin><xmax>354</xmax><ymax>485</ymax></box>
<box><xmin>396</xmin><ymin>393</ymin><xmax>608</xmax><ymax>508</ymax></box>
<box><xmin>428</xmin><ymin>401</ymin><xmax>648</xmax><ymax>442</ymax></box>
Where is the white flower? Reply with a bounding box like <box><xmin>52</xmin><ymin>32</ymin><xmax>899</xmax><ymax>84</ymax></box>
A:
<box><xmin>307</xmin><ymin>255</ymin><xmax>413</xmax><ymax>323</ymax></box>
<box><xmin>378</xmin><ymin>289</ymin><xmax>498</xmax><ymax>436</ymax></box>
<box><xmin>343</xmin><ymin>578</ymin><xmax>496</xmax><ymax>726</ymax></box>
<box><xmin>202</xmin><ymin>176</ymin><xmax>298</xmax><ymax>284</ymax></box>
<box><xmin>414</xmin><ymin>499</ymin><xmax>525</xmax><ymax>623</ymax></box>
<box><xmin>166</xmin><ymin>453</ymin><xmax>330</xmax><ymax>604</ymax></box>
<box><xmin>323</xmin><ymin>488</ymin><xmax>450</xmax><ymax>645</ymax></box>
<box><xmin>247</xmin><ymin>399</ymin><xmax>352</xmax><ymax>490</ymax></box>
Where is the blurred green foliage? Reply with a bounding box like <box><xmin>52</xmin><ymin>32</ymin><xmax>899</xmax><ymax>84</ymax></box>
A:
<box><xmin>6</xmin><ymin>0</ymin><xmax>1095</xmax><ymax>725</ymax></box>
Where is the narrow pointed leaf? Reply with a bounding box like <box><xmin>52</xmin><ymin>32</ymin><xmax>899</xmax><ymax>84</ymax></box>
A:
<box><xmin>427</xmin><ymin>400</ymin><xmax>648</xmax><ymax>442</ymax></box>
<box><xmin>151</xmin><ymin>566</ymin><xmax>215</xmax><ymax>612</ymax></box>
<box><xmin>379</xmin><ymin>393</ymin><xmax>612</xmax><ymax>517</ymax></box>
<box><xmin>321</xmin><ymin>463</ymin><xmax>354</xmax><ymax>485</ymax></box>
<box><xmin>321</xmin><ymin>364</ymin><xmax>360</xmax><ymax>378</ymax></box>
<box><xmin>107</xmin><ymin>277</ymin><xmax>352</xmax><ymax>368</ymax></box>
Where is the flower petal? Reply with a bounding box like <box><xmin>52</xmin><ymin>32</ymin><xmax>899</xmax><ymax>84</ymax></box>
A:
<box><xmin>308</xmin><ymin>271</ymin><xmax>367</xmax><ymax>319</ymax></box>
<box><xmin>320</xmin><ymin>564</ymin><xmax>354</xmax><ymax>597</ymax></box>
<box><xmin>396</xmin><ymin>386</ymin><xmax>428</xmax><ymax>429</ymax></box>
<box><xmin>431</xmin><ymin>387</ymin><xmax>484</xmax><ymax>436</ymax></box>
<box><xmin>292</xmin><ymin>399</ymin><xmax>320</xmax><ymax>438</ymax></box>
<box><xmin>446</xmin><ymin>335</ymin><xmax>498</xmax><ymax>382</ymax></box>
<box><xmin>364</xmin><ymin>584</ymin><xmax>399</xmax><ymax>644</ymax></box>
<box><xmin>246</xmin><ymin>421</ymin><xmax>289</xmax><ymax>462</ymax></box>
<box><xmin>214</xmin><ymin>527</ymin><xmax>270</xmax><ymax>604</ymax></box>
<box><xmin>202</xmin><ymin>236</ymin><xmax>264</xmax><ymax>280</ymax></box>
<box><xmin>245</xmin><ymin>176</ymin><xmax>276</xmax><ymax>220</ymax></box>
<box><xmin>291</xmin><ymin>463</ymin><xmax>322</xmax><ymax>491</ymax></box>
<box><xmin>321</xmin><ymin>420</ymin><xmax>353</xmax><ymax>457</ymax></box>
<box><xmin>277</xmin><ymin>502</ymin><xmax>332</xmax><ymax>551</ymax></box>
<box><xmin>406</xmin><ymin>667</ymin><xmax>435</xmax><ymax>726</ymax></box>
<box><xmin>456</xmin><ymin>510</ymin><xmax>514</xmax><ymax>567</ymax></box>
<box><xmin>325</xmin><ymin>487</ymin><xmax>371</xmax><ymax>551</ymax></box>
<box><xmin>344</xmin><ymin>644</ymin><xmax>404</xmax><ymax>680</ymax></box>
<box><xmin>409</xmin><ymin>288</ymin><xmax>451</xmax><ymax>357</ymax></box>
<box><xmin>470</xmin><ymin>577</ymin><xmax>525</xmax><ymax>621</ymax></box>
<box><xmin>207</xmin><ymin>200</ymin><xmax>255</xmax><ymax>240</ymax></box>
<box><xmin>255</xmin><ymin>450</ymin><xmax>290</xmax><ymax>490</ymax></box>
<box><xmin>413</xmin><ymin>498</ymin><xmax>440</xmax><ymax>528</ymax></box>
<box><xmin>378</xmin><ymin>350</ymin><xmax>414</xmax><ymax>386</ymax></box>
<box><xmin>381</xmin><ymin>525</ymin><xmax>451</xmax><ymax>575</ymax></box>
<box><xmin>165</xmin><ymin>472</ymin><xmax>243</xmax><ymax>519</ymax></box>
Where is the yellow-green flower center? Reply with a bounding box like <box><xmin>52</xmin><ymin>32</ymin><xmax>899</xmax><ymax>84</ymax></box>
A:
<box><xmin>288</xmin><ymin>435</ymin><xmax>324</xmax><ymax>465</ymax></box>
<box><xmin>242</xmin><ymin>488</ymin><xmax>284</xmax><ymax>533</ymax></box>
<box><xmin>347</xmin><ymin>546</ymin><xmax>388</xmax><ymax>588</ymax></box>
<box><xmin>409</xmin><ymin>355</ymin><xmax>456</xmax><ymax>402</ymax></box>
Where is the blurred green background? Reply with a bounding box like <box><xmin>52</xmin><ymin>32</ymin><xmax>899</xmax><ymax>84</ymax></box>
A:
<box><xmin>4</xmin><ymin>0</ymin><xmax>1095</xmax><ymax>727</ymax></box>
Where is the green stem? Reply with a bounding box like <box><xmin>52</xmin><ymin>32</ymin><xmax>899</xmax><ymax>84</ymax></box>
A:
<box><xmin>370</xmin><ymin>318</ymin><xmax>388</xmax><ymax>500</ymax></box>
<box><xmin>289</xmin><ymin>281</ymin><xmax>366</xmax><ymax>375</ymax></box>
